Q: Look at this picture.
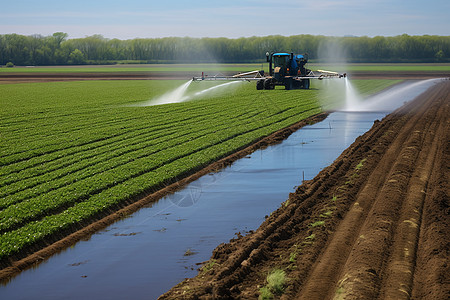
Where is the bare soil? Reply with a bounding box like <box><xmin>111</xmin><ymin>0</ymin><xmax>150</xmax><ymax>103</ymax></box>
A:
<box><xmin>0</xmin><ymin>71</ymin><xmax>196</xmax><ymax>83</ymax></box>
<box><xmin>160</xmin><ymin>80</ymin><xmax>449</xmax><ymax>299</ymax></box>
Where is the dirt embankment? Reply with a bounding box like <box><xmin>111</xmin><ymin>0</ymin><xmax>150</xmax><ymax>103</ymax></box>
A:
<box><xmin>160</xmin><ymin>80</ymin><xmax>449</xmax><ymax>299</ymax></box>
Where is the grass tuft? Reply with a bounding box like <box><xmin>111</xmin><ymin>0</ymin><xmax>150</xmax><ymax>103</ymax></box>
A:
<box><xmin>320</xmin><ymin>210</ymin><xmax>333</xmax><ymax>218</ymax></box>
<box><xmin>259</xmin><ymin>269</ymin><xmax>287</xmax><ymax>299</ymax></box>
<box><xmin>310</xmin><ymin>220</ymin><xmax>325</xmax><ymax>227</ymax></box>
<box><xmin>259</xmin><ymin>286</ymin><xmax>273</xmax><ymax>300</ymax></box>
<box><xmin>200</xmin><ymin>259</ymin><xmax>216</xmax><ymax>273</ymax></box>
<box><xmin>305</xmin><ymin>233</ymin><xmax>316</xmax><ymax>240</ymax></box>
<box><xmin>355</xmin><ymin>158</ymin><xmax>366</xmax><ymax>170</ymax></box>
<box><xmin>289</xmin><ymin>251</ymin><xmax>297</xmax><ymax>263</ymax></box>
<box><xmin>267</xmin><ymin>269</ymin><xmax>286</xmax><ymax>295</ymax></box>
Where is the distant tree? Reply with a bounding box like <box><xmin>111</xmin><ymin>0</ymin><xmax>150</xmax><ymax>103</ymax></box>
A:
<box><xmin>69</xmin><ymin>49</ymin><xmax>86</xmax><ymax>64</ymax></box>
<box><xmin>52</xmin><ymin>32</ymin><xmax>68</xmax><ymax>47</ymax></box>
<box><xmin>54</xmin><ymin>44</ymin><xmax>72</xmax><ymax>65</ymax></box>
<box><xmin>435</xmin><ymin>50</ymin><xmax>445</xmax><ymax>62</ymax></box>
<box><xmin>34</xmin><ymin>46</ymin><xmax>53</xmax><ymax>65</ymax></box>
<box><xmin>6</xmin><ymin>61</ymin><xmax>14</xmax><ymax>67</ymax></box>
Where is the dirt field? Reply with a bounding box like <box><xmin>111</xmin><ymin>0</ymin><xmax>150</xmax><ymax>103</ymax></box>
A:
<box><xmin>160</xmin><ymin>80</ymin><xmax>449</xmax><ymax>299</ymax></box>
<box><xmin>0</xmin><ymin>72</ymin><xmax>180</xmax><ymax>84</ymax></box>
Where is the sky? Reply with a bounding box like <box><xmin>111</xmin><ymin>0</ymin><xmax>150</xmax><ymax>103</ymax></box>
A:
<box><xmin>1</xmin><ymin>0</ymin><xmax>449</xmax><ymax>39</ymax></box>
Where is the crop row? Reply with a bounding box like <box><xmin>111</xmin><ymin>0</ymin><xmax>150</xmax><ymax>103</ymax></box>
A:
<box><xmin>1</xmin><ymin>82</ymin><xmax>214</xmax><ymax>157</ymax></box>
<box><xmin>0</xmin><ymin>107</ymin><xmax>263</xmax><ymax>205</ymax></box>
<box><xmin>1</xmin><ymin>100</ymin><xmax>250</xmax><ymax>171</ymax></box>
<box><xmin>1</xmin><ymin>107</ymin><xmax>212</xmax><ymax>164</ymax></box>
<box><xmin>1</xmin><ymin>105</ymin><xmax>259</xmax><ymax>184</ymax></box>
<box><xmin>0</xmin><ymin>104</ymin><xmax>315</xmax><ymax>232</ymax></box>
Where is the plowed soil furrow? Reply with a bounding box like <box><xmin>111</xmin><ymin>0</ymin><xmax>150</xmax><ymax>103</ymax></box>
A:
<box><xmin>296</xmin><ymin>88</ymin><xmax>438</xmax><ymax>300</ymax></box>
<box><xmin>329</xmin><ymin>85</ymin><xmax>448</xmax><ymax>300</ymax></box>
<box><xmin>160</xmin><ymin>80</ymin><xmax>449</xmax><ymax>300</ymax></box>
<box><xmin>378</xmin><ymin>90</ymin><xmax>447</xmax><ymax>299</ymax></box>
<box><xmin>410</xmin><ymin>93</ymin><xmax>449</xmax><ymax>300</ymax></box>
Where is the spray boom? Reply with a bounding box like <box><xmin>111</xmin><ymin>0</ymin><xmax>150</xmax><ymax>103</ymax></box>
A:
<box><xmin>193</xmin><ymin>52</ymin><xmax>346</xmax><ymax>90</ymax></box>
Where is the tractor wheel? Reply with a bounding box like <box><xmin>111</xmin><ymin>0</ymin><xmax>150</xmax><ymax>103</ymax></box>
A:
<box><xmin>256</xmin><ymin>79</ymin><xmax>264</xmax><ymax>90</ymax></box>
<box><xmin>284</xmin><ymin>78</ymin><xmax>292</xmax><ymax>90</ymax></box>
<box><xmin>264</xmin><ymin>79</ymin><xmax>274</xmax><ymax>90</ymax></box>
<box><xmin>303</xmin><ymin>79</ymin><xmax>310</xmax><ymax>89</ymax></box>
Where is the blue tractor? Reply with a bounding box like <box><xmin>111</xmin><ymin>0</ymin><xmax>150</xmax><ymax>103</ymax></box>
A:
<box><xmin>193</xmin><ymin>52</ymin><xmax>345</xmax><ymax>89</ymax></box>
<box><xmin>257</xmin><ymin>52</ymin><xmax>311</xmax><ymax>90</ymax></box>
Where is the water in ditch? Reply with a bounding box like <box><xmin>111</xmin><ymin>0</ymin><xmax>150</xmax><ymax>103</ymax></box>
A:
<box><xmin>0</xmin><ymin>79</ymin><xmax>441</xmax><ymax>300</ymax></box>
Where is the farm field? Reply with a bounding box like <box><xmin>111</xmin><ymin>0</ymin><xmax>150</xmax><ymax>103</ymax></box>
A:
<box><xmin>161</xmin><ymin>79</ymin><xmax>449</xmax><ymax>300</ymax></box>
<box><xmin>0</xmin><ymin>63</ymin><xmax>449</xmax><ymax>84</ymax></box>
<box><xmin>0</xmin><ymin>78</ymin><xmax>397</xmax><ymax>273</ymax></box>
<box><xmin>2</xmin><ymin>0</ymin><xmax>449</xmax><ymax>297</ymax></box>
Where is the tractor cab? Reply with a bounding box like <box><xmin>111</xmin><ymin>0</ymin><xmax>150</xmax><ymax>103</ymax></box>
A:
<box><xmin>272</xmin><ymin>53</ymin><xmax>290</xmax><ymax>79</ymax></box>
<box><xmin>263</xmin><ymin>52</ymin><xmax>310</xmax><ymax>90</ymax></box>
<box><xmin>267</xmin><ymin>52</ymin><xmax>309</xmax><ymax>80</ymax></box>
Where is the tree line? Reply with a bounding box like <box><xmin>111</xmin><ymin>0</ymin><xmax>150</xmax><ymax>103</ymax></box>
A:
<box><xmin>0</xmin><ymin>32</ymin><xmax>448</xmax><ymax>66</ymax></box>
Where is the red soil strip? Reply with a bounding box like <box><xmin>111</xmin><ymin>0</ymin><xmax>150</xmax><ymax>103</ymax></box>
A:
<box><xmin>160</xmin><ymin>80</ymin><xmax>449</xmax><ymax>299</ymax></box>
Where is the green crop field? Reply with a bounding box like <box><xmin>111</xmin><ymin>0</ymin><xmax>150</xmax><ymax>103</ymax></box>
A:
<box><xmin>0</xmin><ymin>78</ymin><xmax>398</xmax><ymax>261</ymax></box>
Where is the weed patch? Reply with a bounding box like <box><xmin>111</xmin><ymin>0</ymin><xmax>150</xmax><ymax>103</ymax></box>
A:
<box><xmin>267</xmin><ymin>269</ymin><xmax>286</xmax><ymax>294</ymax></box>
<box><xmin>259</xmin><ymin>269</ymin><xmax>287</xmax><ymax>299</ymax></box>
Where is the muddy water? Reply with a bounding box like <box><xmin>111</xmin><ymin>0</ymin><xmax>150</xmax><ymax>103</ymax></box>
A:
<box><xmin>0</xmin><ymin>79</ymin><xmax>441</xmax><ymax>300</ymax></box>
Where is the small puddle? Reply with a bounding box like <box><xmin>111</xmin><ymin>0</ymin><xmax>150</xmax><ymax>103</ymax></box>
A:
<box><xmin>0</xmin><ymin>79</ymin><xmax>442</xmax><ymax>300</ymax></box>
